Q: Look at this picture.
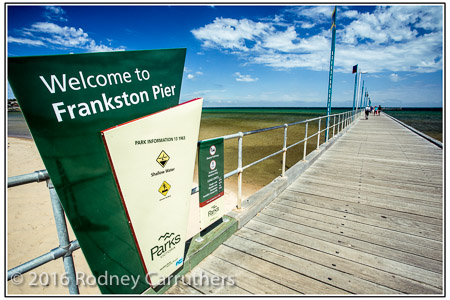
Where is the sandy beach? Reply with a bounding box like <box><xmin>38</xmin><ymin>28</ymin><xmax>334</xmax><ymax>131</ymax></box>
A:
<box><xmin>7</xmin><ymin>136</ymin><xmax>259</xmax><ymax>295</ymax></box>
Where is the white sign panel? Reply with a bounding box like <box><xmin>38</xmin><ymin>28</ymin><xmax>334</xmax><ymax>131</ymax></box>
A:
<box><xmin>101</xmin><ymin>98</ymin><xmax>203</xmax><ymax>286</ymax></box>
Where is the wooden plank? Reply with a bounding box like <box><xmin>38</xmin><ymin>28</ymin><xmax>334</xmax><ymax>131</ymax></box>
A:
<box><xmin>166</xmin><ymin>281</ymin><xmax>203</xmax><ymax>294</ymax></box>
<box><xmin>235</xmin><ymin>227</ymin><xmax>441</xmax><ymax>294</ymax></box>
<box><xmin>273</xmin><ymin>196</ymin><xmax>442</xmax><ymax>251</ymax></box>
<box><xmin>279</xmin><ymin>189</ymin><xmax>442</xmax><ymax>230</ymax></box>
<box><xmin>195</xmin><ymin>254</ymin><xmax>298</xmax><ymax>294</ymax></box>
<box><xmin>264</xmin><ymin>204</ymin><xmax>442</xmax><ymax>260</ymax></box>
<box><xmin>182</xmin><ymin>266</ymin><xmax>251</xmax><ymax>294</ymax></box>
<box><xmin>246</xmin><ymin>220</ymin><xmax>442</xmax><ymax>289</ymax></box>
<box><xmin>311</xmin><ymin>159</ymin><xmax>442</xmax><ymax>176</ymax></box>
<box><xmin>295</xmin><ymin>177</ymin><xmax>442</xmax><ymax>206</ymax></box>
<box><xmin>300</xmin><ymin>174</ymin><xmax>441</xmax><ymax>203</ymax></box>
<box><xmin>307</xmin><ymin>161</ymin><xmax>443</xmax><ymax>181</ymax></box>
<box><xmin>288</xmin><ymin>184</ymin><xmax>443</xmax><ymax>221</ymax></box>
<box><xmin>302</xmin><ymin>169</ymin><xmax>442</xmax><ymax>195</ymax></box>
<box><xmin>211</xmin><ymin>245</ymin><xmax>349</xmax><ymax>294</ymax></box>
<box><xmin>300</xmin><ymin>174</ymin><xmax>442</xmax><ymax>203</ymax></box>
<box><xmin>224</xmin><ymin>234</ymin><xmax>401</xmax><ymax>294</ymax></box>
<box><xmin>255</xmin><ymin>212</ymin><xmax>442</xmax><ymax>273</ymax></box>
<box><xmin>305</xmin><ymin>163</ymin><xmax>442</xmax><ymax>188</ymax></box>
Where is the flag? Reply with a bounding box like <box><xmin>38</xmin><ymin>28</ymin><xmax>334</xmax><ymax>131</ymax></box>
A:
<box><xmin>352</xmin><ymin>64</ymin><xmax>358</xmax><ymax>74</ymax></box>
<box><xmin>331</xmin><ymin>6</ymin><xmax>337</xmax><ymax>30</ymax></box>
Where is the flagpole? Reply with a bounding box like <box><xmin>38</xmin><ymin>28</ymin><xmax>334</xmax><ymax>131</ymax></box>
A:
<box><xmin>352</xmin><ymin>64</ymin><xmax>358</xmax><ymax>121</ymax></box>
<box><xmin>359</xmin><ymin>80</ymin><xmax>365</xmax><ymax>109</ymax></box>
<box><xmin>325</xmin><ymin>6</ymin><xmax>337</xmax><ymax>141</ymax></box>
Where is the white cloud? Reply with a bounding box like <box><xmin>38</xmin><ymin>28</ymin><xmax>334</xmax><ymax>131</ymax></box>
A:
<box><xmin>8</xmin><ymin>36</ymin><xmax>45</xmax><ymax>46</ymax></box>
<box><xmin>44</xmin><ymin>6</ymin><xmax>68</xmax><ymax>22</ymax></box>
<box><xmin>289</xmin><ymin>6</ymin><xmax>335</xmax><ymax>24</ymax></box>
<box><xmin>234</xmin><ymin>72</ymin><xmax>258</xmax><ymax>82</ymax></box>
<box><xmin>187</xmin><ymin>74</ymin><xmax>195</xmax><ymax>79</ymax></box>
<box><xmin>299</xmin><ymin>22</ymin><xmax>315</xmax><ymax>29</ymax></box>
<box><xmin>389</xmin><ymin>73</ymin><xmax>400</xmax><ymax>82</ymax></box>
<box><xmin>9</xmin><ymin>22</ymin><xmax>125</xmax><ymax>52</ymax></box>
<box><xmin>342</xmin><ymin>10</ymin><xmax>359</xmax><ymax>19</ymax></box>
<box><xmin>191</xmin><ymin>6</ymin><xmax>442</xmax><ymax>74</ymax></box>
<box><xmin>191</xmin><ymin>17</ymin><xmax>270</xmax><ymax>51</ymax></box>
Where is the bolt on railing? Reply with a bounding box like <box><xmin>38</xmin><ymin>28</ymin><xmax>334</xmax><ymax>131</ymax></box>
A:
<box><xmin>8</xmin><ymin>108</ymin><xmax>361</xmax><ymax>294</ymax></box>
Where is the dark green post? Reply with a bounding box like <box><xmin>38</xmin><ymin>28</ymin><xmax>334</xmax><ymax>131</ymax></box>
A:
<box><xmin>325</xmin><ymin>6</ymin><xmax>337</xmax><ymax>141</ymax></box>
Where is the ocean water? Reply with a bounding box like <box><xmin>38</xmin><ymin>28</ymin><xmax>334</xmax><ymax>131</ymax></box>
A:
<box><xmin>383</xmin><ymin>108</ymin><xmax>443</xmax><ymax>142</ymax></box>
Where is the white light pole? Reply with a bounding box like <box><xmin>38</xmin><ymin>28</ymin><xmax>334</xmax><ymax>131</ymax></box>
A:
<box><xmin>355</xmin><ymin>70</ymin><xmax>368</xmax><ymax>113</ymax></box>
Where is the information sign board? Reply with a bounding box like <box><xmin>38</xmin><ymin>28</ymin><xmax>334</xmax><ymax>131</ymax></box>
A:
<box><xmin>102</xmin><ymin>98</ymin><xmax>202</xmax><ymax>286</ymax></box>
<box><xmin>198</xmin><ymin>138</ymin><xmax>225</xmax><ymax>229</ymax></box>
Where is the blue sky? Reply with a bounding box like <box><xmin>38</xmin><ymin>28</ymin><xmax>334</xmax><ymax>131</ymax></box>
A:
<box><xmin>7</xmin><ymin>4</ymin><xmax>443</xmax><ymax>107</ymax></box>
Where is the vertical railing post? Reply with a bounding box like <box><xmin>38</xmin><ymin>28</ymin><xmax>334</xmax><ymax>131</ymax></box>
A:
<box><xmin>333</xmin><ymin>115</ymin><xmax>336</xmax><ymax>138</ymax></box>
<box><xmin>303</xmin><ymin>122</ymin><xmax>308</xmax><ymax>161</ymax></box>
<box><xmin>237</xmin><ymin>132</ymin><xmax>244</xmax><ymax>210</ymax></box>
<box><xmin>47</xmin><ymin>179</ymin><xmax>79</xmax><ymax>294</ymax></box>
<box><xmin>337</xmin><ymin>114</ymin><xmax>340</xmax><ymax>135</ymax></box>
<box><xmin>341</xmin><ymin>113</ymin><xmax>345</xmax><ymax>132</ymax></box>
<box><xmin>316</xmin><ymin>118</ymin><xmax>321</xmax><ymax>150</ymax></box>
<box><xmin>282</xmin><ymin>124</ymin><xmax>288</xmax><ymax>177</ymax></box>
<box><xmin>325</xmin><ymin>116</ymin><xmax>329</xmax><ymax>143</ymax></box>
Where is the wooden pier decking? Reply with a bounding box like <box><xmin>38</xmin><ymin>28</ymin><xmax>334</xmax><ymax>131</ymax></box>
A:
<box><xmin>167</xmin><ymin>113</ymin><xmax>443</xmax><ymax>295</ymax></box>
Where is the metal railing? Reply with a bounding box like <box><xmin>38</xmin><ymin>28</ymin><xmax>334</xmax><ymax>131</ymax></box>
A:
<box><xmin>7</xmin><ymin>171</ymin><xmax>80</xmax><ymax>294</ymax></box>
<box><xmin>7</xmin><ymin>108</ymin><xmax>360</xmax><ymax>294</ymax></box>
<box><xmin>190</xmin><ymin>109</ymin><xmax>360</xmax><ymax>209</ymax></box>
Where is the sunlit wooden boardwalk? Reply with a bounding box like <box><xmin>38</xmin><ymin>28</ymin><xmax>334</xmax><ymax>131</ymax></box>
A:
<box><xmin>168</xmin><ymin>113</ymin><xmax>443</xmax><ymax>295</ymax></box>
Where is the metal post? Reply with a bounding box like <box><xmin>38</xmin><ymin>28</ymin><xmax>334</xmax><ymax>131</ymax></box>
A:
<box><xmin>325</xmin><ymin>6</ymin><xmax>337</xmax><ymax>141</ymax></box>
<box><xmin>236</xmin><ymin>132</ymin><xmax>243</xmax><ymax>210</ymax></box>
<box><xmin>47</xmin><ymin>180</ymin><xmax>79</xmax><ymax>294</ymax></box>
<box><xmin>282</xmin><ymin>124</ymin><xmax>288</xmax><ymax>177</ymax></box>
<box><xmin>337</xmin><ymin>114</ymin><xmax>340</xmax><ymax>134</ymax></box>
<box><xmin>341</xmin><ymin>113</ymin><xmax>345</xmax><ymax>131</ymax></box>
<box><xmin>303</xmin><ymin>122</ymin><xmax>308</xmax><ymax>161</ymax></box>
<box><xmin>333</xmin><ymin>115</ymin><xmax>336</xmax><ymax>137</ymax></box>
<box><xmin>352</xmin><ymin>67</ymin><xmax>358</xmax><ymax>121</ymax></box>
<box><xmin>359</xmin><ymin>80</ymin><xmax>365</xmax><ymax>110</ymax></box>
<box><xmin>317</xmin><ymin>119</ymin><xmax>321</xmax><ymax>150</ymax></box>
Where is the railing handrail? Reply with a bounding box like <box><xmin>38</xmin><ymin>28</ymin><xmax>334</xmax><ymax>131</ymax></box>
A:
<box><xmin>199</xmin><ymin>110</ymin><xmax>349</xmax><ymax>143</ymax></box>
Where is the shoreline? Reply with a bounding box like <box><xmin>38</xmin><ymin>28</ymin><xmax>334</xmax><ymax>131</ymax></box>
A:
<box><xmin>7</xmin><ymin>136</ymin><xmax>259</xmax><ymax>295</ymax></box>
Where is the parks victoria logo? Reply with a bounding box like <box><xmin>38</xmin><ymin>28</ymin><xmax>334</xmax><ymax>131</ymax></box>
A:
<box><xmin>208</xmin><ymin>205</ymin><xmax>220</xmax><ymax>217</ymax></box>
<box><xmin>151</xmin><ymin>232</ymin><xmax>181</xmax><ymax>261</ymax></box>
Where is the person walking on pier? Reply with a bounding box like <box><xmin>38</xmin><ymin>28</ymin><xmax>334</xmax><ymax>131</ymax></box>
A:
<box><xmin>365</xmin><ymin>105</ymin><xmax>371</xmax><ymax>119</ymax></box>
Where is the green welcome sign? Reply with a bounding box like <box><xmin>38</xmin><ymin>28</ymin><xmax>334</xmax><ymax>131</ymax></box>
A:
<box><xmin>8</xmin><ymin>49</ymin><xmax>186</xmax><ymax>294</ymax></box>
